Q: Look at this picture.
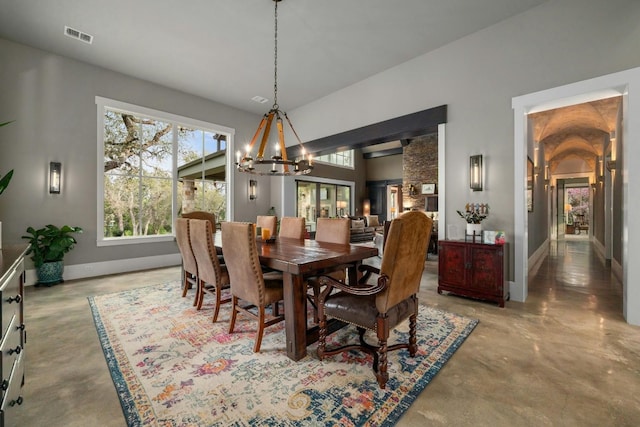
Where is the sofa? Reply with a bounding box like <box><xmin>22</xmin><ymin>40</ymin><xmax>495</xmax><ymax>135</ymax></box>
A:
<box><xmin>349</xmin><ymin>215</ymin><xmax>384</xmax><ymax>243</ymax></box>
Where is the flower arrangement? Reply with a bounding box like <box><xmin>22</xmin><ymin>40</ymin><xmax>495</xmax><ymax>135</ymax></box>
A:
<box><xmin>457</xmin><ymin>203</ymin><xmax>489</xmax><ymax>224</ymax></box>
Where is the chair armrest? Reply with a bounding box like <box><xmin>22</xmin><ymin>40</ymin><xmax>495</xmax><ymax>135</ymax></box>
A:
<box><xmin>318</xmin><ymin>273</ymin><xmax>388</xmax><ymax>301</ymax></box>
<box><xmin>358</xmin><ymin>264</ymin><xmax>380</xmax><ymax>284</ymax></box>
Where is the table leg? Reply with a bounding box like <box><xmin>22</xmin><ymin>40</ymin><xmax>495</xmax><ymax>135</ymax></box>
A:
<box><xmin>283</xmin><ymin>272</ymin><xmax>307</xmax><ymax>361</ymax></box>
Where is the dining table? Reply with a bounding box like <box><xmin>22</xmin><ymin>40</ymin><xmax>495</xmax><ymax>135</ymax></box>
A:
<box><xmin>214</xmin><ymin>233</ymin><xmax>378</xmax><ymax>361</ymax></box>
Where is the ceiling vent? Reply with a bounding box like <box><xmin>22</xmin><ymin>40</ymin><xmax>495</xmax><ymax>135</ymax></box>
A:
<box><xmin>64</xmin><ymin>26</ymin><xmax>93</xmax><ymax>44</ymax></box>
<box><xmin>251</xmin><ymin>96</ymin><xmax>269</xmax><ymax>104</ymax></box>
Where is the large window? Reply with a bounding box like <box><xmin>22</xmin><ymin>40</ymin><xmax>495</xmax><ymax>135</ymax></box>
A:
<box><xmin>314</xmin><ymin>149</ymin><xmax>354</xmax><ymax>168</ymax></box>
<box><xmin>97</xmin><ymin>97</ymin><xmax>233</xmax><ymax>245</ymax></box>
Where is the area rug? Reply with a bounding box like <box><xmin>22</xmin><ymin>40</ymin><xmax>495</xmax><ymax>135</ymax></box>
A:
<box><xmin>88</xmin><ymin>281</ymin><xmax>478</xmax><ymax>426</ymax></box>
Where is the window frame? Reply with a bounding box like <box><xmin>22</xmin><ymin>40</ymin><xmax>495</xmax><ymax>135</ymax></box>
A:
<box><xmin>96</xmin><ymin>96</ymin><xmax>235</xmax><ymax>246</ymax></box>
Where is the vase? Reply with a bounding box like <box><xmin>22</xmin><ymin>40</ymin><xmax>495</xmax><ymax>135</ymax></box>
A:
<box><xmin>466</xmin><ymin>223</ymin><xmax>482</xmax><ymax>236</ymax></box>
<box><xmin>37</xmin><ymin>261</ymin><xmax>65</xmax><ymax>286</ymax></box>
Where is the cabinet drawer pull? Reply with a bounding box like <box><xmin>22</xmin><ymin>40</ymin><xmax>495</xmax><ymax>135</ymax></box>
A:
<box><xmin>9</xmin><ymin>396</ymin><xmax>23</xmax><ymax>407</ymax></box>
<box><xmin>7</xmin><ymin>295</ymin><xmax>22</xmax><ymax>304</ymax></box>
<box><xmin>8</xmin><ymin>346</ymin><xmax>22</xmax><ymax>355</ymax></box>
<box><xmin>1</xmin><ymin>379</ymin><xmax>8</xmax><ymax>391</ymax></box>
<box><xmin>17</xmin><ymin>324</ymin><xmax>26</xmax><ymax>331</ymax></box>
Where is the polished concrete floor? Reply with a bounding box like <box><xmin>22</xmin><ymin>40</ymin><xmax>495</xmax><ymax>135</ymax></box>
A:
<box><xmin>22</xmin><ymin>238</ymin><xmax>640</xmax><ymax>426</ymax></box>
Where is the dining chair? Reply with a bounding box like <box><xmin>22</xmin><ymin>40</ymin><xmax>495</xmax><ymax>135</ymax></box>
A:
<box><xmin>182</xmin><ymin>210</ymin><xmax>216</xmax><ymax>231</ymax></box>
<box><xmin>221</xmin><ymin>222</ymin><xmax>285</xmax><ymax>353</ymax></box>
<box><xmin>316</xmin><ymin>211</ymin><xmax>433</xmax><ymax>389</ymax></box>
<box><xmin>175</xmin><ymin>218</ymin><xmax>198</xmax><ymax>300</ymax></box>
<box><xmin>307</xmin><ymin>218</ymin><xmax>351</xmax><ymax>322</ymax></box>
<box><xmin>256</xmin><ymin>215</ymin><xmax>277</xmax><ymax>238</ymax></box>
<box><xmin>189</xmin><ymin>219</ymin><xmax>231</xmax><ymax>322</ymax></box>
<box><xmin>278</xmin><ymin>216</ymin><xmax>305</xmax><ymax>239</ymax></box>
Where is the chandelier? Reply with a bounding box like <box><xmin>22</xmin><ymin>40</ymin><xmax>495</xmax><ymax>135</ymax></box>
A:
<box><xmin>235</xmin><ymin>0</ymin><xmax>313</xmax><ymax>176</ymax></box>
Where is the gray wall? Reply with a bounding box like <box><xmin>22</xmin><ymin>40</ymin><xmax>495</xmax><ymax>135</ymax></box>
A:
<box><xmin>0</xmin><ymin>38</ymin><xmax>259</xmax><ymax>267</ymax></box>
<box><xmin>365</xmin><ymin>154</ymin><xmax>403</xmax><ymax>182</ymax></box>
<box><xmin>288</xmin><ymin>0</ymin><xmax>640</xmax><ymax>281</ymax></box>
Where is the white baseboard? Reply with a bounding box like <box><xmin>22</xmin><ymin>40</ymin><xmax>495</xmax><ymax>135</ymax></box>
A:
<box><xmin>24</xmin><ymin>253</ymin><xmax>181</xmax><ymax>286</ymax></box>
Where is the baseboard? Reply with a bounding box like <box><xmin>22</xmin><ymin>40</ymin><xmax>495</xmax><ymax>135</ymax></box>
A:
<box><xmin>24</xmin><ymin>253</ymin><xmax>181</xmax><ymax>286</ymax></box>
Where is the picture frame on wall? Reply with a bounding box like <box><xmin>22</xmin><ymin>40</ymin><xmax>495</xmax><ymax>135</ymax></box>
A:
<box><xmin>421</xmin><ymin>183</ymin><xmax>436</xmax><ymax>194</ymax></box>
<box><xmin>527</xmin><ymin>157</ymin><xmax>534</xmax><ymax>212</ymax></box>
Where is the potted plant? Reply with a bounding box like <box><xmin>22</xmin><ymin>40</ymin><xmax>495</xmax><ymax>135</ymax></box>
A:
<box><xmin>22</xmin><ymin>224</ymin><xmax>83</xmax><ymax>286</ymax></box>
<box><xmin>457</xmin><ymin>205</ymin><xmax>489</xmax><ymax>236</ymax></box>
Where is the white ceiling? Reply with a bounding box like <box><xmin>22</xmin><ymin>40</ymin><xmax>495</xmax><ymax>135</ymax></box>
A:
<box><xmin>0</xmin><ymin>0</ymin><xmax>547</xmax><ymax>115</ymax></box>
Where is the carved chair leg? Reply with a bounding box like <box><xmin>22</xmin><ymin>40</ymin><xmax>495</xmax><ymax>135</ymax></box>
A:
<box><xmin>409</xmin><ymin>313</ymin><xmax>418</xmax><ymax>356</ymax></box>
<box><xmin>376</xmin><ymin>338</ymin><xmax>389</xmax><ymax>389</ymax></box>
<box><xmin>317</xmin><ymin>315</ymin><xmax>327</xmax><ymax>360</ymax></box>
<box><xmin>228</xmin><ymin>296</ymin><xmax>238</xmax><ymax>334</ymax></box>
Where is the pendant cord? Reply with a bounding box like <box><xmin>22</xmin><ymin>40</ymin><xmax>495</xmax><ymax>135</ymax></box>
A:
<box><xmin>273</xmin><ymin>0</ymin><xmax>279</xmax><ymax>110</ymax></box>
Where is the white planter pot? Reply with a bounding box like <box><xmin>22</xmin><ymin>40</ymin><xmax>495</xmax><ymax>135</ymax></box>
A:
<box><xmin>466</xmin><ymin>223</ymin><xmax>482</xmax><ymax>236</ymax></box>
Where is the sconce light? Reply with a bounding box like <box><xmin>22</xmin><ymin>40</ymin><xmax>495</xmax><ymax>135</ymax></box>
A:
<box><xmin>534</xmin><ymin>166</ymin><xmax>541</xmax><ymax>176</ymax></box>
<box><xmin>249</xmin><ymin>179</ymin><xmax>257</xmax><ymax>200</ymax></box>
<box><xmin>606</xmin><ymin>160</ymin><xmax>617</xmax><ymax>171</ymax></box>
<box><xmin>469</xmin><ymin>154</ymin><xmax>483</xmax><ymax>191</ymax></box>
<box><xmin>49</xmin><ymin>161</ymin><xmax>61</xmax><ymax>194</ymax></box>
<box><xmin>363</xmin><ymin>199</ymin><xmax>371</xmax><ymax>216</ymax></box>
<box><xmin>590</xmin><ymin>183</ymin><xmax>596</xmax><ymax>190</ymax></box>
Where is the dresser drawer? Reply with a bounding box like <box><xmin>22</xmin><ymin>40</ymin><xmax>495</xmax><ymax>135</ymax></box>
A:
<box><xmin>0</xmin><ymin>264</ymin><xmax>22</xmax><ymax>339</ymax></box>
<box><xmin>0</xmin><ymin>352</ymin><xmax>24</xmax><ymax>427</ymax></box>
<box><xmin>0</xmin><ymin>315</ymin><xmax>21</xmax><ymax>402</ymax></box>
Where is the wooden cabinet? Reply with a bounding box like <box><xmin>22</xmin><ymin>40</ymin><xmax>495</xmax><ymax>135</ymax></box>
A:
<box><xmin>0</xmin><ymin>245</ymin><xmax>27</xmax><ymax>426</ymax></box>
<box><xmin>437</xmin><ymin>240</ymin><xmax>508</xmax><ymax>307</ymax></box>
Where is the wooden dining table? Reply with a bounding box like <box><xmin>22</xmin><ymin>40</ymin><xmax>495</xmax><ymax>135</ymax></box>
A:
<box><xmin>215</xmin><ymin>233</ymin><xmax>378</xmax><ymax>361</ymax></box>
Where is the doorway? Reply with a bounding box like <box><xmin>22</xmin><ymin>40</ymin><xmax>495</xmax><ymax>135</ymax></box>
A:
<box><xmin>296</xmin><ymin>180</ymin><xmax>351</xmax><ymax>232</ymax></box>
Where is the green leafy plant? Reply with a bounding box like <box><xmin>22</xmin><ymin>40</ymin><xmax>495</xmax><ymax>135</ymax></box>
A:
<box><xmin>22</xmin><ymin>225</ymin><xmax>83</xmax><ymax>268</ymax></box>
<box><xmin>457</xmin><ymin>209</ymin><xmax>488</xmax><ymax>224</ymax></box>
<box><xmin>0</xmin><ymin>120</ymin><xmax>14</xmax><ymax>195</ymax></box>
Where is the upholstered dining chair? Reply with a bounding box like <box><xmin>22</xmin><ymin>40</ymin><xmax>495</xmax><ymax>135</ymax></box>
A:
<box><xmin>316</xmin><ymin>211</ymin><xmax>433</xmax><ymax>389</ymax></box>
<box><xmin>175</xmin><ymin>218</ymin><xmax>198</xmax><ymax>300</ymax></box>
<box><xmin>307</xmin><ymin>218</ymin><xmax>351</xmax><ymax>322</ymax></box>
<box><xmin>221</xmin><ymin>222</ymin><xmax>285</xmax><ymax>352</ymax></box>
<box><xmin>182</xmin><ymin>210</ymin><xmax>216</xmax><ymax>230</ymax></box>
<box><xmin>256</xmin><ymin>215</ymin><xmax>278</xmax><ymax>238</ymax></box>
<box><xmin>189</xmin><ymin>219</ymin><xmax>231</xmax><ymax>322</ymax></box>
<box><xmin>278</xmin><ymin>216</ymin><xmax>305</xmax><ymax>239</ymax></box>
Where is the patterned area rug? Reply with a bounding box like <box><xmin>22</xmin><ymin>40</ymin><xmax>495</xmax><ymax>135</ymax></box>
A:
<box><xmin>88</xmin><ymin>281</ymin><xmax>478</xmax><ymax>426</ymax></box>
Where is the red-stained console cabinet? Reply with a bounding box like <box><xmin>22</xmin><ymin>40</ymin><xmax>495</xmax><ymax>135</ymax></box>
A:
<box><xmin>437</xmin><ymin>240</ymin><xmax>508</xmax><ymax>307</ymax></box>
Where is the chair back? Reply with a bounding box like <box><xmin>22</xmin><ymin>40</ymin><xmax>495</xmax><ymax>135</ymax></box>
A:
<box><xmin>175</xmin><ymin>218</ymin><xmax>198</xmax><ymax>275</ymax></box>
<box><xmin>221</xmin><ymin>222</ymin><xmax>265</xmax><ymax>305</ymax></box>
<box><xmin>278</xmin><ymin>216</ymin><xmax>305</xmax><ymax>239</ymax></box>
<box><xmin>182</xmin><ymin>211</ymin><xmax>216</xmax><ymax>231</ymax></box>
<box><xmin>189</xmin><ymin>219</ymin><xmax>224</xmax><ymax>286</ymax></box>
<box><xmin>315</xmin><ymin>218</ymin><xmax>350</xmax><ymax>245</ymax></box>
<box><xmin>376</xmin><ymin>211</ymin><xmax>432</xmax><ymax>313</ymax></box>
<box><xmin>256</xmin><ymin>215</ymin><xmax>278</xmax><ymax>236</ymax></box>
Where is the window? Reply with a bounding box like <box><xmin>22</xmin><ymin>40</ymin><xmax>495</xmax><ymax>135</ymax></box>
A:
<box><xmin>96</xmin><ymin>97</ymin><xmax>234</xmax><ymax>246</ymax></box>
<box><xmin>314</xmin><ymin>149</ymin><xmax>354</xmax><ymax>168</ymax></box>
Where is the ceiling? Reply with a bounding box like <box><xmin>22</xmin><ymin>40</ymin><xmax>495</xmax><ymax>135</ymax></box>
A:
<box><xmin>0</xmin><ymin>0</ymin><xmax>547</xmax><ymax>115</ymax></box>
<box><xmin>529</xmin><ymin>96</ymin><xmax>621</xmax><ymax>175</ymax></box>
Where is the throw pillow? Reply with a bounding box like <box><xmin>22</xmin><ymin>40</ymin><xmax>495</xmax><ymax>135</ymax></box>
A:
<box><xmin>351</xmin><ymin>219</ymin><xmax>365</xmax><ymax>230</ymax></box>
<box><xmin>366</xmin><ymin>215</ymin><xmax>380</xmax><ymax>227</ymax></box>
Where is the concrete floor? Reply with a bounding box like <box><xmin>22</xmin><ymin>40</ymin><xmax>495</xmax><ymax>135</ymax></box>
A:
<box><xmin>21</xmin><ymin>237</ymin><xmax>640</xmax><ymax>426</ymax></box>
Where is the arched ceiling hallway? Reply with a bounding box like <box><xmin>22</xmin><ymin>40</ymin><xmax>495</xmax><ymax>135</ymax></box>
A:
<box><xmin>513</xmin><ymin>66</ymin><xmax>640</xmax><ymax>326</ymax></box>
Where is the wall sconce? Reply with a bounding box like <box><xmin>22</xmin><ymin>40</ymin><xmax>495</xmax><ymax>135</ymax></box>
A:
<box><xmin>249</xmin><ymin>179</ymin><xmax>257</xmax><ymax>200</ymax></box>
<box><xmin>363</xmin><ymin>199</ymin><xmax>371</xmax><ymax>216</ymax></box>
<box><xmin>469</xmin><ymin>154</ymin><xmax>483</xmax><ymax>191</ymax></box>
<box><xmin>534</xmin><ymin>166</ymin><xmax>541</xmax><ymax>176</ymax></box>
<box><xmin>49</xmin><ymin>161</ymin><xmax>61</xmax><ymax>194</ymax></box>
<box><xmin>590</xmin><ymin>183</ymin><xmax>596</xmax><ymax>190</ymax></box>
<box><xmin>606</xmin><ymin>160</ymin><xmax>617</xmax><ymax>171</ymax></box>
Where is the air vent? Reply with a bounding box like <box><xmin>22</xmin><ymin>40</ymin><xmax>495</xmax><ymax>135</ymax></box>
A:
<box><xmin>64</xmin><ymin>26</ymin><xmax>93</xmax><ymax>44</ymax></box>
<box><xmin>251</xmin><ymin>96</ymin><xmax>269</xmax><ymax>104</ymax></box>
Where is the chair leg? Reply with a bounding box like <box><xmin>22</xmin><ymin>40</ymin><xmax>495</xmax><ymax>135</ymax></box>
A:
<box><xmin>253</xmin><ymin>306</ymin><xmax>266</xmax><ymax>353</ymax></box>
<box><xmin>212</xmin><ymin>285</ymin><xmax>222</xmax><ymax>322</ymax></box>
<box><xmin>375</xmin><ymin>339</ymin><xmax>389</xmax><ymax>389</ymax></box>
<box><xmin>196</xmin><ymin>279</ymin><xmax>206</xmax><ymax>310</ymax></box>
<box><xmin>409</xmin><ymin>313</ymin><xmax>418</xmax><ymax>356</ymax></box>
<box><xmin>317</xmin><ymin>315</ymin><xmax>327</xmax><ymax>360</ymax></box>
<box><xmin>181</xmin><ymin>271</ymin><xmax>189</xmax><ymax>297</ymax></box>
<box><xmin>228</xmin><ymin>296</ymin><xmax>238</xmax><ymax>334</ymax></box>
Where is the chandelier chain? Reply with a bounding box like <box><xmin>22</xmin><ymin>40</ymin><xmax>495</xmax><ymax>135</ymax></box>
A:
<box><xmin>273</xmin><ymin>0</ymin><xmax>278</xmax><ymax>109</ymax></box>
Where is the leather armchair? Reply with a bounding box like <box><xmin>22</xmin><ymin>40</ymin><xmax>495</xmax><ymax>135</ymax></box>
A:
<box><xmin>317</xmin><ymin>211</ymin><xmax>433</xmax><ymax>389</ymax></box>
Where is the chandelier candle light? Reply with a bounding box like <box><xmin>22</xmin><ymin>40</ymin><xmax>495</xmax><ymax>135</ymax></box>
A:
<box><xmin>235</xmin><ymin>0</ymin><xmax>313</xmax><ymax>176</ymax></box>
